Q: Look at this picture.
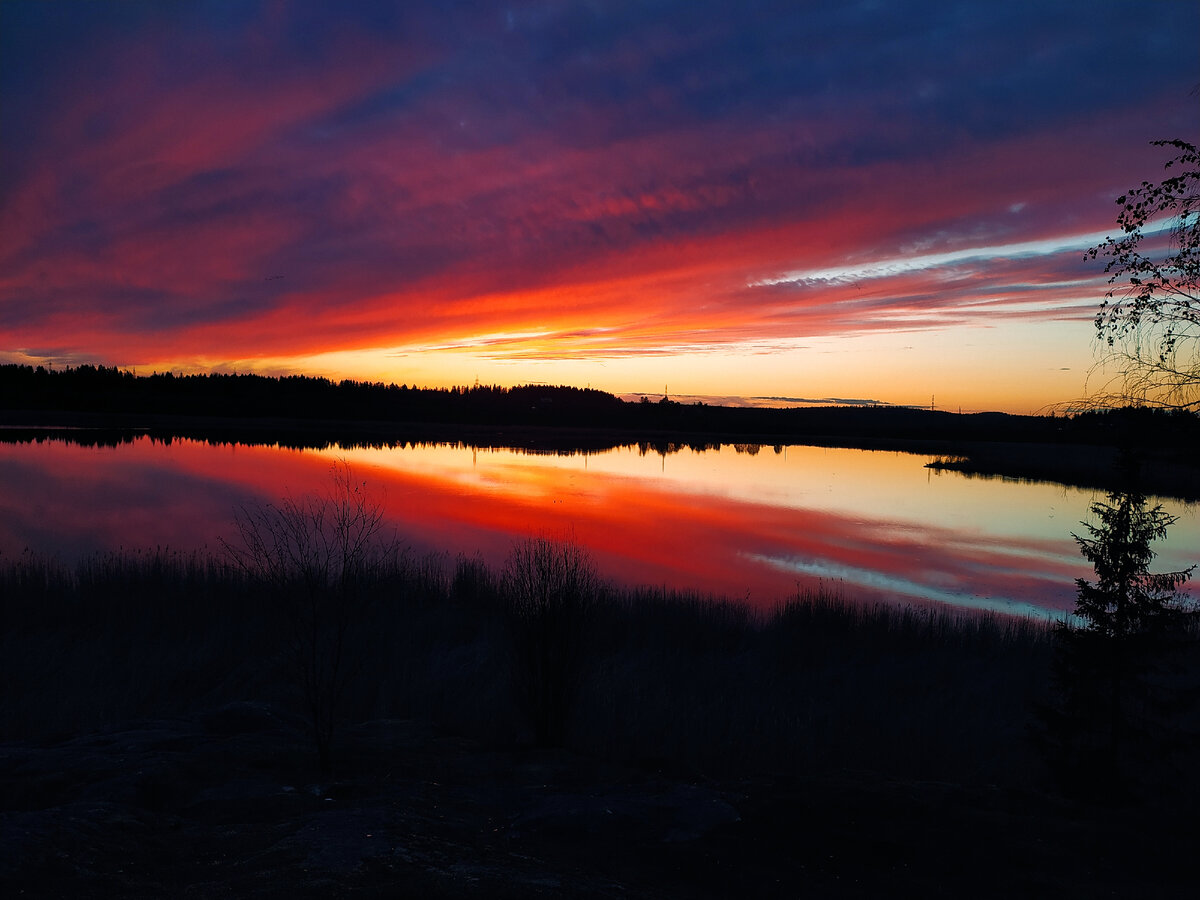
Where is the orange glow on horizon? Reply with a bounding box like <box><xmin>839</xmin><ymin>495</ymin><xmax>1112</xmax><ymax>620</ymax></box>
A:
<box><xmin>4</xmin><ymin>5</ymin><xmax>1193</xmax><ymax>414</ymax></box>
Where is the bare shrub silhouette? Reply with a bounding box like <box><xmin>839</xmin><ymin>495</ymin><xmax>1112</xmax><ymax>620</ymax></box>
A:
<box><xmin>500</xmin><ymin>535</ymin><xmax>601</xmax><ymax>746</ymax></box>
<box><xmin>223</xmin><ymin>461</ymin><xmax>397</xmax><ymax>774</ymax></box>
<box><xmin>451</xmin><ymin>552</ymin><xmax>499</xmax><ymax>608</ymax></box>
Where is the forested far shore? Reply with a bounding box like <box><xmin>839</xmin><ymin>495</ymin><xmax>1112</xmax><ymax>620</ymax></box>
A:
<box><xmin>3</xmin><ymin>363</ymin><xmax>1199</xmax><ymax>448</ymax></box>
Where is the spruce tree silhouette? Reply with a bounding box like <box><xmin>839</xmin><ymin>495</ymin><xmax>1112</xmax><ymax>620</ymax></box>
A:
<box><xmin>1036</xmin><ymin>453</ymin><xmax>1195</xmax><ymax>801</ymax></box>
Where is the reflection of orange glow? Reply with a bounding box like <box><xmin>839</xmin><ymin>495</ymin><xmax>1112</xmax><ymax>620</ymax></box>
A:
<box><xmin>6</xmin><ymin>437</ymin><xmax>1196</xmax><ymax>617</ymax></box>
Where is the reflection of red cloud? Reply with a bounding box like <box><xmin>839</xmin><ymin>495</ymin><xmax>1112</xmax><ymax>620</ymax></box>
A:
<box><xmin>3</xmin><ymin>438</ymin><xmax>1175</xmax><ymax>616</ymax></box>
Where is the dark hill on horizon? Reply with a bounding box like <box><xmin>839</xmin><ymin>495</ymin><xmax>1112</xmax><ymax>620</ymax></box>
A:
<box><xmin>2</xmin><ymin>363</ymin><xmax>1197</xmax><ymax>450</ymax></box>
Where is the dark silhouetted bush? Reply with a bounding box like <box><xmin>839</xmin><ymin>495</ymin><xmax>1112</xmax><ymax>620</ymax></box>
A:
<box><xmin>500</xmin><ymin>536</ymin><xmax>601</xmax><ymax>747</ymax></box>
<box><xmin>223</xmin><ymin>462</ymin><xmax>400</xmax><ymax>775</ymax></box>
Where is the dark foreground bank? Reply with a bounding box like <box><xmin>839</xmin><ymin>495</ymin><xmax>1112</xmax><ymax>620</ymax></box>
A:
<box><xmin>5</xmin><ymin>710</ymin><xmax>1196</xmax><ymax>898</ymax></box>
<box><xmin>1</xmin><ymin>547</ymin><xmax>1196</xmax><ymax>896</ymax></box>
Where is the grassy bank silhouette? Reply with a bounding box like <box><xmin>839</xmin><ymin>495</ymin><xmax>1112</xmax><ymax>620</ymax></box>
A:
<box><xmin>1</xmin><ymin>540</ymin><xmax>1053</xmax><ymax>787</ymax></box>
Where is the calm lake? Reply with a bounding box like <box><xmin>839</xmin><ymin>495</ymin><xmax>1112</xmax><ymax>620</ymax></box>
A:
<box><xmin>1</xmin><ymin>434</ymin><xmax>1196</xmax><ymax>618</ymax></box>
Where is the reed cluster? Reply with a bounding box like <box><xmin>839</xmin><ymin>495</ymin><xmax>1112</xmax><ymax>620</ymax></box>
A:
<box><xmin>0</xmin><ymin>543</ymin><xmax>1054</xmax><ymax>785</ymax></box>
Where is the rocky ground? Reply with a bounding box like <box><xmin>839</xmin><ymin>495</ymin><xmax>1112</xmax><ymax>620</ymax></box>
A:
<box><xmin>1</xmin><ymin>702</ymin><xmax>1193</xmax><ymax>898</ymax></box>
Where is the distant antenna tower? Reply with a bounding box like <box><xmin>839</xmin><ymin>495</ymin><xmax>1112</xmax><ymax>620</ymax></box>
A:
<box><xmin>930</xmin><ymin>394</ymin><xmax>935</xmax><ymax>412</ymax></box>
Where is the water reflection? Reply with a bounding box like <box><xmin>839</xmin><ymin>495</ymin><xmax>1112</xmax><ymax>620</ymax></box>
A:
<box><xmin>0</xmin><ymin>434</ymin><xmax>1194</xmax><ymax>617</ymax></box>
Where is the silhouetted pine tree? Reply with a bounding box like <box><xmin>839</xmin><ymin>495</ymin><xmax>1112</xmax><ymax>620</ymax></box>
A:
<box><xmin>1036</xmin><ymin>456</ymin><xmax>1196</xmax><ymax>801</ymax></box>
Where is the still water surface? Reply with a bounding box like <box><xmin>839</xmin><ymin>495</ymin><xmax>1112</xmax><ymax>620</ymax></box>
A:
<box><xmin>1</xmin><ymin>435</ymin><xmax>1195</xmax><ymax>617</ymax></box>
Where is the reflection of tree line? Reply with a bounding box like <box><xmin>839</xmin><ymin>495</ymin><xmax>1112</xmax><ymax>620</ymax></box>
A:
<box><xmin>0</xmin><ymin>426</ymin><xmax>783</xmax><ymax>459</ymax></box>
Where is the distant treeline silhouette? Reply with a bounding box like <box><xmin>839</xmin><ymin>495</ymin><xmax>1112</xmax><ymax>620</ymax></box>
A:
<box><xmin>2</xmin><ymin>363</ymin><xmax>1198</xmax><ymax>449</ymax></box>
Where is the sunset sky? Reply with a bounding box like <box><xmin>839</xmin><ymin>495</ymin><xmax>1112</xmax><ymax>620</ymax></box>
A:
<box><xmin>2</xmin><ymin>1</ymin><xmax>1197</xmax><ymax>414</ymax></box>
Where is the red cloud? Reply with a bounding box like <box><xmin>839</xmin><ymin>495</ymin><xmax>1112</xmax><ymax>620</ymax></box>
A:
<box><xmin>0</xmin><ymin>13</ymin><xmax>1180</xmax><ymax>377</ymax></box>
